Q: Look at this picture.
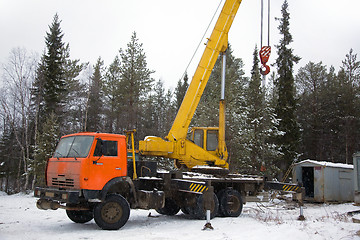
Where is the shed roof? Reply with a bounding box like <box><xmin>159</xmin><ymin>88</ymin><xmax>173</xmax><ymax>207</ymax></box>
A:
<box><xmin>295</xmin><ymin>160</ymin><xmax>353</xmax><ymax>170</ymax></box>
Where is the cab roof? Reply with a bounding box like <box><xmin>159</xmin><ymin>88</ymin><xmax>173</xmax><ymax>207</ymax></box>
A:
<box><xmin>61</xmin><ymin>132</ymin><xmax>126</xmax><ymax>139</ymax></box>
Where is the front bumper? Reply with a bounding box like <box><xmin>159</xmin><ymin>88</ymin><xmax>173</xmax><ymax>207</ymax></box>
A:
<box><xmin>34</xmin><ymin>187</ymin><xmax>80</xmax><ymax>204</ymax></box>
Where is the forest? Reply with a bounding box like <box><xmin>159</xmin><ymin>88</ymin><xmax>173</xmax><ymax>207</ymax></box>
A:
<box><xmin>0</xmin><ymin>1</ymin><xmax>359</xmax><ymax>194</ymax></box>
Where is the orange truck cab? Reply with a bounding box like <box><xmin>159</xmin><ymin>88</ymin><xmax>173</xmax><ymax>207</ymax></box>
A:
<box><xmin>47</xmin><ymin>132</ymin><xmax>127</xmax><ymax>192</ymax></box>
<box><xmin>35</xmin><ymin>132</ymin><xmax>138</xmax><ymax>208</ymax></box>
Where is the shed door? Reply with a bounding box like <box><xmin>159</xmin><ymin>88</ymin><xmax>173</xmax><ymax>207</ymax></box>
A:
<box><xmin>339</xmin><ymin>170</ymin><xmax>354</xmax><ymax>201</ymax></box>
<box><xmin>302</xmin><ymin>167</ymin><xmax>314</xmax><ymax>198</ymax></box>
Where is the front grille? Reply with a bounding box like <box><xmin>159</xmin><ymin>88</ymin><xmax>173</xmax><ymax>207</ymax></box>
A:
<box><xmin>52</xmin><ymin>176</ymin><xmax>75</xmax><ymax>188</ymax></box>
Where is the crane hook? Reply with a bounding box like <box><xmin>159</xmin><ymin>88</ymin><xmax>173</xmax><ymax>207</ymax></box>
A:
<box><xmin>259</xmin><ymin>46</ymin><xmax>271</xmax><ymax>75</ymax></box>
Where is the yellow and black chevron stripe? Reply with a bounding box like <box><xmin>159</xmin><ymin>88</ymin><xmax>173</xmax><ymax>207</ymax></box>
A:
<box><xmin>189</xmin><ymin>183</ymin><xmax>208</xmax><ymax>193</ymax></box>
<box><xmin>282</xmin><ymin>184</ymin><xmax>300</xmax><ymax>192</ymax></box>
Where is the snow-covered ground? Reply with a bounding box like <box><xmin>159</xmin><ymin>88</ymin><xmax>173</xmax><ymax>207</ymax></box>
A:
<box><xmin>0</xmin><ymin>191</ymin><xmax>359</xmax><ymax>240</ymax></box>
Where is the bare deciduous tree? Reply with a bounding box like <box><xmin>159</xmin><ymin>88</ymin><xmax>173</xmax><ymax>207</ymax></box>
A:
<box><xmin>0</xmin><ymin>47</ymin><xmax>38</xmax><ymax>191</ymax></box>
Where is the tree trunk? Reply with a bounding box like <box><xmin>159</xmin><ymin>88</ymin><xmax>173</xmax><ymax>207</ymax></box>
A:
<box><xmin>31</xmin><ymin>174</ymin><xmax>37</xmax><ymax>190</ymax></box>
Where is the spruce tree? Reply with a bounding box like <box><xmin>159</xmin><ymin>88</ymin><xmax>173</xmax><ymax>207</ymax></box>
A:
<box><xmin>240</xmin><ymin>46</ymin><xmax>282</xmax><ymax>176</ymax></box>
<box><xmin>274</xmin><ymin>0</ymin><xmax>300</xmax><ymax>176</ymax></box>
<box><xmin>43</xmin><ymin>13</ymin><xmax>66</xmax><ymax>116</ymax></box>
<box><xmin>246</xmin><ymin>46</ymin><xmax>265</xmax><ymax>173</ymax></box>
<box><xmin>32</xmin><ymin>14</ymin><xmax>82</xmax><ymax>133</ymax></box>
<box><xmin>32</xmin><ymin>113</ymin><xmax>59</xmax><ymax>186</ymax></box>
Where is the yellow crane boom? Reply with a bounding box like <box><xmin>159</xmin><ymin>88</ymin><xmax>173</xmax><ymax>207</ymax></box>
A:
<box><xmin>139</xmin><ymin>0</ymin><xmax>243</xmax><ymax>169</ymax></box>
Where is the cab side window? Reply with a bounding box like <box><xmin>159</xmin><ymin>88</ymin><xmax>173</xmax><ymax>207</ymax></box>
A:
<box><xmin>207</xmin><ymin>130</ymin><xmax>218</xmax><ymax>151</ymax></box>
<box><xmin>93</xmin><ymin>140</ymin><xmax>118</xmax><ymax>157</ymax></box>
<box><xmin>193</xmin><ymin>129</ymin><xmax>204</xmax><ymax>148</ymax></box>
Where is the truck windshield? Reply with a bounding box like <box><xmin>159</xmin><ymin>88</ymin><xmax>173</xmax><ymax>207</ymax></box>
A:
<box><xmin>53</xmin><ymin>136</ymin><xmax>94</xmax><ymax>158</ymax></box>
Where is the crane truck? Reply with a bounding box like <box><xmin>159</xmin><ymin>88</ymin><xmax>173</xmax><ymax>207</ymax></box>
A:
<box><xmin>34</xmin><ymin>0</ymin><xmax>302</xmax><ymax>230</ymax></box>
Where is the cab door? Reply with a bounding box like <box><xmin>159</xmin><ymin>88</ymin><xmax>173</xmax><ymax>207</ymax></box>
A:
<box><xmin>85</xmin><ymin>136</ymin><xmax>127</xmax><ymax>190</ymax></box>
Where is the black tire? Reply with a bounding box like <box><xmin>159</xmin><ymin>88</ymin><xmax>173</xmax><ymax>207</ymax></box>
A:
<box><xmin>93</xmin><ymin>194</ymin><xmax>130</xmax><ymax>230</ymax></box>
<box><xmin>156</xmin><ymin>198</ymin><xmax>180</xmax><ymax>216</ymax></box>
<box><xmin>218</xmin><ymin>189</ymin><xmax>243</xmax><ymax>217</ymax></box>
<box><xmin>191</xmin><ymin>193</ymin><xmax>219</xmax><ymax>220</ymax></box>
<box><xmin>66</xmin><ymin>208</ymin><xmax>93</xmax><ymax>224</ymax></box>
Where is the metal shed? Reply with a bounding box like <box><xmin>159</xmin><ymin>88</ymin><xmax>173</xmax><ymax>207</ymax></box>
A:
<box><xmin>293</xmin><ymin>160</ymin><xmax>354</xmax><ymax>202</ymax></box>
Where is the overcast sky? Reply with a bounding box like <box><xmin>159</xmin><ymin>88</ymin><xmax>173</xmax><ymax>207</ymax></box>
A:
<box><xmin>1</xmin><ymin>0</ymin><xmax>359</xmax><ymax>89</ymax></box>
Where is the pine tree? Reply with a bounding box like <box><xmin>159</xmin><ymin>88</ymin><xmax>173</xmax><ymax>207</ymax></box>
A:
<box><xmin>103</xmin><ymin>56</ymin><xmax>122</xmax><ymax>133</ymax></box>
<box><xmin>319</xmin><ymin>66</ymin><xmax>344</xmax><ymax>162</ymax></box>
<box><xmin>296</xmin><ymin>55</ymin><xmax>360</xmax><ymax>165</ymax></box>
<box><xmin>296</xmin><ymin>61</ymin><xmax>328</xmax><ymax>161</ymax></box>
<box><xmin>119</xmin><ymin>32</ymin><xmax>154</xmax><ymax>138</ymax></box>
<box><xmin>86</xmin><ymin>57</ymin><xmax>104</xmax><ymax>132</ymax></box>
<box><xmin>274</xmin><ymin>0</ymin><xmax>300</xmax><ymax>176</ymax></box>
<box><xmin>295</xmin><ymin>51</ymin><xmax>360</xmax><ymax>165</ymax></box>
<box><xmin>342</xmin><ymin>49</ymin><xmax>360</xmax><ymax>87</ymax></box>
<box><xmin>336</xmin><ymin>50</ymin><xmax>360</xmax><ymax>163</ymax></box>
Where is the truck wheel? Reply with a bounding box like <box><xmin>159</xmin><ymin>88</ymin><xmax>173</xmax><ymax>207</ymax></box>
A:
<box><xmin>66</xmin><ymin>208</ymin><xmax>93</xmax><ymax>223</ymax></box>
<box><xmin>219</xmin><ymin>189</ymin><xmax>243</xmax><ymax>217</ymax></box>
<box><xmin>191</xmin><ymin>193</ymin><xmax>219</xmax><ymax>220</ymax></box>
<box><xmin>156</xmin><ymin>198</ymin><xmax>180</xmax><ymax>216</ymax></box>
<box><xmin>93</xmin><ymin>194</ymin><xmax>130</xmax><ymax>230</ymax></box>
